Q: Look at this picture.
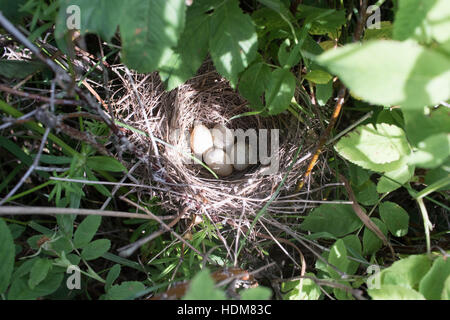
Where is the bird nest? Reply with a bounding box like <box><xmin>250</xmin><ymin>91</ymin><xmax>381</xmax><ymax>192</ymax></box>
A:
<box><xmin>110</xmin><ymin>62</ymin><xmax>321</xmax><ymax>226</ymax></box>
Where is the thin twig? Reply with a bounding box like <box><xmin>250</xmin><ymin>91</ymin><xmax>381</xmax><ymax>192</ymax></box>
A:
<box><xmin>0</xmin><ymin>84</ymin><xmax>82</xmax><ymax>106</ymax></box>
<box><xmin>119</xmin><ymin>196</ymin><xmax>215</xmax><ymax>264</ymax></box>
<box><xmin>0</xmin><ymin>206</ymin><xmax>161</xmax><ymax>220</ymax></box>
<box><xmin>0</xmin><ymin>12</ymin><xmax>71</xmax><ymax>87</ymax></box>
<box><xmin>0</xmin><ymin>80</ymin><xmax>56</xmax><ymax>206</ymax></box>
<box><xmin>296</xmin><ymin>0</ymin><xmax>369</xmax><ymax>191</ymax></box>
<box><xmin>117</xmin><ymin>210</ymin><xmax>184</xmax><ymax>257</ymax></box>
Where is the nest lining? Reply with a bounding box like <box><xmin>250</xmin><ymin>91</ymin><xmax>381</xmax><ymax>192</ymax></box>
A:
<box><xmin>111</xmin><ymin>62</ymin><xmax>320</xmax><ymax>220</ymax></box>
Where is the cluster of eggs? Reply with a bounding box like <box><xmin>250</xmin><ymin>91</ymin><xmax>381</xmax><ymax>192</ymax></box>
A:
<box><xmin>190</xmin><ymin>123</ymin><xmax>253</xmax><ymax>177</ymax></box>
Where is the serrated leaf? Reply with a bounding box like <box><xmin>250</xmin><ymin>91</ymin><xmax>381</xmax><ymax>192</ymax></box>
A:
<box><xmin>317</xmin><ymin>40</ymin><xmax>450</xmax><ymax>108</ymax></box>
<box><xmin>209</xmin><ymin>0</ymin><xmax>258</xmax><ymax>87</ymax></box>
<box><xmin>409</xmin><ymin>133</ymin><xmax>450</xmax><ymax>169</ymax></box>
<box><xmin>393</xmin><ymin>0</ymin><xmax>450</xmax><ymax>44</ymax></box>
<box><xmin>238</xmin><ymin>62</ymin><xmax>271</xmax><ymax>106</ymax></box>
<box><xmin>300</xmin><ymin>204</ymin><xmax>363</xmax><ymax>238</ymax></box>
<box><xmin>119</xmin><ymin>0</ymin><xmax>186</xmax><ymax>73</ymax></box>
<box><xmin>369</xmin><ymin>285</ymin><xmax>425</xmax><ymax>300</ymax></box>
<box><xmin>73</xmin><ymin>215</ymin><xmax>102</xmax><ymax>248</ymax></box>
<box><xmin>182</xmin><ymin>269</ymin><xmax>226</xmax><ymax>300</ymax></box>
<box><xmin>29</xmin><ymin>258</ymin><xmax>53</xmax><ymax>290</ymax></box>
<box><xmin>335</xmin><ymin>123</ymin><xmax>411</xmax><ymax>172</ymax></box>
<box><xmin>159</xmin><ymin>2</ymin><xmax>211</xmax><ymax>90</ymax></box>
<box><xmin>419</xmin><ymin>257</ymin><xmax>450</xmax><ymax>300</ymax></box>
<box><xmin>86</xmin><ymin>156</ymin><xmax>126</xmax><ymax>173</ymax></box>
<box><xmin>81</xmin><ymin>239</ymin><xmax>111</xmax><ymax>260</ymax></box>
<box><xmin>265</xmin><ymin>68</ymin><xmax>296</xmax><ymax>115</ymax></box>
<box><xmin>377</xmin><ymin>164</ymin><xmax>415</xmax><ymax>193</ymax></box>
<box><xmin>379</xmin><ymin>201</ymin><xmax>409</xmax><ymax>237</ymax></box>
<box><xmin>106</xmin><ymin>281</ymin><xmax>145</xmax><ymax>300</ymax></box>
<box><xmin>362</xmin><ymin>218</ymin><xmax>388</xmax><ymax>255</ymax></box>
<box><xmin>0</xmin><ymin>220</ymin><xmax>15</xmax><ymax>294</ymax></box>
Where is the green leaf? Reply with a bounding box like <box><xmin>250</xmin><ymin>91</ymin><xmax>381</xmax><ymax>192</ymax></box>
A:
<box><xmin>85</xmin><ymin>168</ymin><xmax>112</xmax><ymax>197</ymax></box>
<box><xmin>105</xmin><ymin>264</ymin><xmax>121</xmax><ymax>291</ymax></box>
<box><xmin>0</xmin><ymin>60</ymin><xmax>46</xmax><ymax>78</ymax></box>
<box><xmin>316</xmin><ymin>81</ymin><xmax>333</xmax><ymax>106</ymax></box>
<box><xmin>364</xmin><ymin>21</ymin><xmax>393</xmax><ymax>40</ymax></box>
<box><xmin>7</xmin><ymin>273</ymin><xmax>64</xmax><ymax>300</ymax></box>
<box><xmin>317</xmin><ymin>40</ymin><xmax>450</xmax><ymax>108</ymax></box>
<box><xmin>182</xmin><ymin>269</ymin><xmax>226</xmax><ymax>300</ymax></box>
<box><xmin>0</xmin><ymin>0</ymin><xmax>27</xmax><ymax>23</ymax></box>
<box><xmin>377</xmin><ymin>164</ymin><xmax>415</xmax><ymax>193</ymax></box>
<box><xmin>425</xmin><ymin>160</ymin><xmax>450</xmax><ymax>191</ymax></box>
<box><xmin>348</xmin><ymin>163</ymin><xmax>371</xmax><ymax>187</ymax></box>
<box><xmin>56</xmin><ymin>0</ymin><xmax>124</xmax><ymax>41</ymax></box>
<box><xmin>159</xmin><ymin>2</ymin><xmax>211</xmax><ymax>90</ymax></box>
<box><xmin>300</xmin><ymin>204</ymin><xmax>363</xmax><ymax>238</ymax></box>
<box><xmin>441</xmin><ymin>275</ymin><xmax>450</xmax><ymax>300</ymax></box>
<box><xmin>28</xmin><ymin>258</ymin><xmax>53</xmax><ymax>290</ymax></box>
<box><xmin>296</xmin><ymin>5</ymin><xmax>346</xmax><ymax>36</ymax></box>
<box><xmin>335</xmin><ymin>123</ymin><xmax>411</xmax><ymax>172</ymax></box>
<box><xmin>353</xmin><ymin>179</ymin><xmax>379</xmax><ymax>206</ymax></box>
<box><xmin>240</xmin><ymin>286</ymin><xmax>272</xmax><ymax>300</ymax></box>
<box><xmin>0</xmin><ymin>220</ymin><xmax>15</xmax><ymax>294</ymax></box>
<box><xmin>265</xmin><ymin>68</ymin><xmax>296</xmax><ymax>115</ymax></box>
<box><xmin>304</xmin><ymin>69</ymin><xmax>332</xmax><ymax>84</ymax></box>
<box><xmin>238</xmin><ymin>62</ymin><xmax>271</xmax><ymax>106</ymax></box>
<box><xmin>419</xmin><ymin>257</ymin><xmax>450</xmax><ymax>300</ymax></box>
<box><xmin>403</xmin><ymin>107</ymin><xmax>450</xmax><ymax>146</ymax></box>
<box><xmin>379</xmin><ymin>201</ymin><xmax>409</xmax><ymax>237</ymax></box>
<box><xmin>342</xmin><ymin>234</ymin><xmax>362</xmax><ymax>275</ymax></box>
<box><xmin>281</xmin><ymin>273</ymin><xmax>322</xmax><ymax>300</ymax></box>
<box><xmin>380</xmin><ymin>254</ymin><xmax>432</xmax><ymax>288</ymax></box>
<box><xmin>86</xmin><ymin>156</ymin><xmax>126</xmax><ymax>173</ymax></box>
<box><xmin>278</xmin><ymin>39</ymin><xmax>301</xmax><ymax>68</ymax></box>
<box><xmin>81</xmin><ymin>239</ymin><xmax>111</xmax><ymax>260</ymax></box>
<box><xmin>119</xmin><ymin>0</ymin><xmax>186</xmax><ymax>73</ymax></box>
<box><xmin>362</xmin><ymin>218</ymin><xmax>388</xmax><ymax>255</ymax></box>
<box><xmin>393</xmin><ymin>0</ymin><xmax>450</xmax><ymax>44</ymax></box>
<box><xmin>49</xmin><ymin>236</ymin><xmax>73</xmax><ymax>254</ymax></box>
<box><xmin>73</xmin><ymin>215</ymin><xmax>102</xmax><ymax>248</ymax></box>
<box><xmin>369</xmin><ymin>285</ymin><xmax>425</xmax><ymax>300</ymax></box>
<box><xmin>327</xmin><ymin>239</ymin><xmax>349</xmax><ymax>279</ymax></box>
<box><xmin>409</xmin><ymin>133</ymin><xmax>450</xmax><ymax>169</ymax></box>
<box><xmin>209</xmin><ymin>0</ymin><xmax>257</xmax><ymax>87</ymax></box>
<box><xmin>56</xmin><ymin>214</ymin><xmax>75</xmax><ymax>238</ymax></box>
<box><xmin>106</xmin><ymin>281</ymin><xmax>145</xmax><ymax>300</ymax></box>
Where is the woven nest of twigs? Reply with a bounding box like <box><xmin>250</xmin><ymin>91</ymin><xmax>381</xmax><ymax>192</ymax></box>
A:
<box><xmin>110</xmin><ymin>61</ymin><xmax>321</xmax><ymax>225</ymax></box>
